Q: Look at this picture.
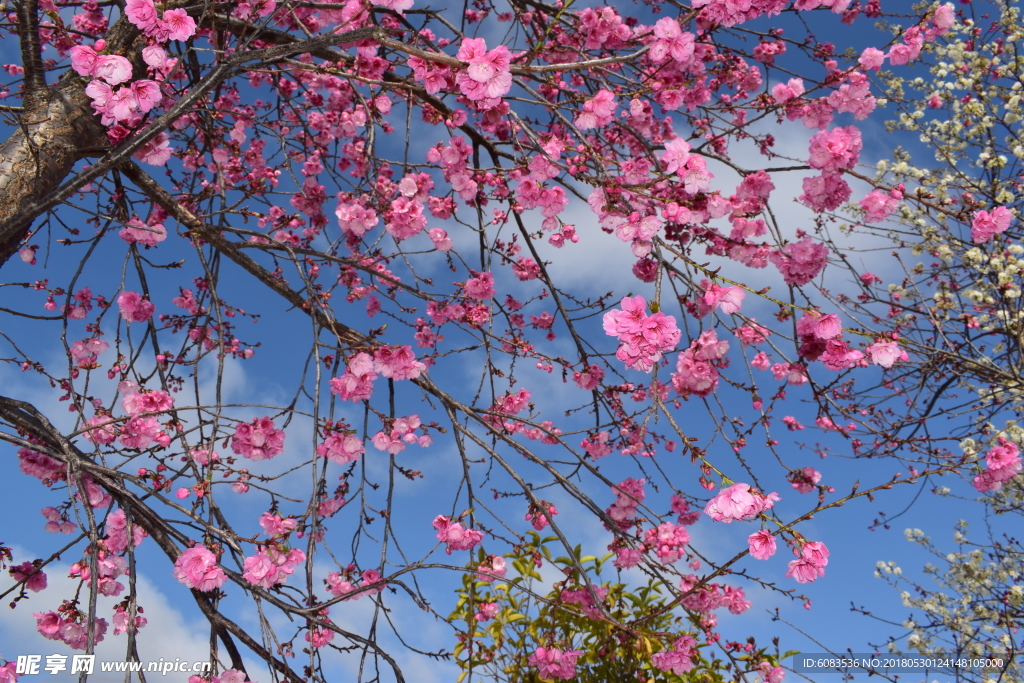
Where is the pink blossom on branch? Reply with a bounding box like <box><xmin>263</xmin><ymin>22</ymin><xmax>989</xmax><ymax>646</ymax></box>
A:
<box><xmin>173</xmin><ymin>545</ymin><xmax>227</xmax><ymax>592</ymax></box>
<box><xmin>970</xmin><ymin>206</ymin><xmax>1013</xmax><ymax>243</ymax></box>
<box><xmin>603</xmin><ymin>295</ymin><xmax>680</xmax><ymax>372</ymax></box>
<box><xmin>231</xmin><ymin>417</ymin><xmax>286</xmax><ymax>461</ymax></box>
<box><xmin>432</xmin><ymin>515</ymin><xmax>484</xmax><ymax>554</ymax></box>
<box><xmin>704</xmin><ymin>482</ymin><xmax>779</xmax><ymax>523</ymax></box>
<box><xmin>456</xmin><ymin>38</ymin><xmax>512</xmax><ymax>101</ymax></box>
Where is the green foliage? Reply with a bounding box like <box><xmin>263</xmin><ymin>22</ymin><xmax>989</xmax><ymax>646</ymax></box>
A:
<box><xmin>447</xmin><ymin>532</ymin><xmax>770</xmax><ymax>683</ymax></box>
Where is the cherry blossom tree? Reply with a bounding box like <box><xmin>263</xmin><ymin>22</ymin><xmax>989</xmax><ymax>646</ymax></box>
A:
<box><xmin>0</xmin><ymin>0</ymin><xmax>1017</xmax><ymax>681</ymax></box>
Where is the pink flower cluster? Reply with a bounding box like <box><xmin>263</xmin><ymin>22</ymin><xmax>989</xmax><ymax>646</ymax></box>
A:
<box><xmin>9</xmin><ymin>562</ymin><xmax>48</xmax><ymax>593</ymax></box>
<box><xmin>70</xmin><ymin>552</ymin><xmax>126</xmax><ymax>597</ymax></box>
<box><xmin>649</xmin><ymin>17</ymin><xmax>695</xmax><ymax>64</ymax></box>
<box><xmin>259</xmin><ymin>512</ymin><xmax>297</xmax><ymax>537</ymax></box>
<box><xmin>808</xmin><ymin>126</ymin><xmax>862</xmax><ymax>173</ymax></box>
<box><xmin>456</xmin><ymin>38</ymin><xmax>512</xmax><ymax>102</ymax></box>
<box><xmin>789</xmin><ymin>466</ymin><xmax>822</xmax><ymax>493</ymax></box>
<box><xmin>476</xmin><ymin>555</ymin><xmax>508</xmax><ymax>582</ymax></box>
<box><xmin>603</xmin><ymin>296</ymin><xmax>681</xmax><ymax>372</ymax></box>
<box><xmin>432</xmin><ymin>515</ymin><xmax>484</xmax><ymax>554</ymax></box>
<box><xmin>528</xmin><ymin>647</ymin><xmax>583</xmax><ymax>680</ymax></box>
<box><xmin>785</xmin><ymin>541</ymin><xmax>829</xmax><ymax>583</ymax></box>
<box><xmin>117</xmin><ymin>291</ymin><xmax>155</xmax><ymax>322</ymax></box>
<box><xmin>525</xmin><ymin>502</ymin><xmax>558</xmax><ymax>530</ymax></box>
<box><xmin>643</xmin><ymin>522</ymin><xmax>690</xmax><ymax>564</ymax></box>
<box><xmin>125</xmin><ymin>0</ymin><xmax>197</xmax><ymax>42</ymax></box>
<box><xmin>652</xmin><ymin>634</ymin><xmax>697</xmax><ymax>675</ymax></box>
<box><xmin>463</xmin><ymin>271</ymin><xmax>496</xmax><ymax>300</ymax></box>
<box><xmin>747</xmin><ymin>529</ymin><xmax>777</xmax><ymax>560</ymax></box>
<box><xmin>317</xmin><ymin>431</ymin><xmax>365</xmax><ymax>464</ymax></box>
<box><xmin>242</xmin><ymin>546</ymin><xmax>305</xmax><ymax>589</ymax></box>
<box><xmin>671</xmin><ymin>329</ymin><xmax>729</xmax><ymax>398</ymax></box>
<box><xmin>373</xmin><ymin>345</ymin><xmax>425</xmax><ymax>380</ymax></box>
<box><xmin>704</xmin><ymin>483</ymin><xmax>779</xmax><ymax>523</ymax></box>
<box><xmin>112</xmin><ymin>605</ymin><xmax>147</xmax><ymax>635</ymax></box>
<box><xmin>698</xmin><ymin>281</ymin><xmax>745</xmax><ymax>316</ymax></box>
<box><xmin>104</xmin><ymin>509</ymin><xmax>146</xmax><ymax>553</ymax></box>
<box><xmin>769</xmin><ymin>237</ymin><xmax>829</xmax><ymax>286</ymax></box>
<box><xmin>173</xmin><ymin>545</ymin><xmax>227</xmax><ymax>592</ymax></box>
<box><xmin>326</xmin><ymin>569</ymin><xmax>384</xmax><ymax>600</ymax></box>
<box><xmin>329</xmin><ymin>352</ymin><xmax>378</xmax><ymax>402</ymax></box>
<box><xmin>860</xmin><ymin>186</ymin><xmax>903</xmax><ymax>223</ymax></box>
<box><xmin>865</xmin><ymin>340</ymin><xmax>908</xmax><ymax>368</ymax></box>
<box><xmin>575</xmin><ymin>89</ymin><xmax>616</xmax><ymax>129</ymax></box>
<box><xmin>372</xmin><ymin>414</ymin><xmax>431</xmax><ymax>454</ymax></box>
<box><xmin>972</xmin><ymin>439</ymin><xmax>1022</xmax><ymax>493</ymax></box>
<box><xmin>34</xmin><ymin>610</ymin><xmax>108</xmax><ymax>651</ymax></box>
<box><xmin>971</xmin><ymin>206</ymin><xmax>1013</xmax><ymax>244</ymax></box>
<box><xmin>120</xmin><ymin>217</ymin><xmax>167</xmax><ymax>246</ymax></box>
<box><xmin>607</xmin><ymin>477</ymin><xmax>646</xmax><ymax>528</ymax></box>
<box><xmin>231</xmin><ymin>416</ymin><xmax>285</xmax><ymax>461</ymax></box>
<box><xmin>122</xmin><ymin>388</ymin><xmax>174</xmax><ymax>415</ymax></box>
<box><xmin>70</xmin><ymin>337</ymin><xmax>109</xmax><ymax>367</ymax></box>
<box><xmin>41</xmin><ymin>506</ymin><xmax>77</xmax><ymax>535</ymax></box>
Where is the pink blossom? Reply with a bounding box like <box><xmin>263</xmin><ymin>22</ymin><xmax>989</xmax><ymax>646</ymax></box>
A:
<box><xmin>117</xmin><ymin>291</ymin><xmax>155</xmax><ymax>322</ymax></box>
<box><xmin>660</xmin><ymin>137</ymin><xmax>692</xmax><ymax>174</ymax></box>
<box><xmin>231</xmin><ymin>417</ymin><xmax>286</xmax><ymax>461</ymax></box>
<box><xmin>860</xmin><ymin>186</ymin><xmax>902</xmax><ymax>222</ymax></box>
<box><xmin>456</xmin><ymin>38</ymin><xmax>511</xmax><ymax>101</ymax></box>
<box><xmin>131</xmin><ymin>80</ymin><xmax>164</xmax><ymax>112</ymax></box>
<box><xmin>772</xmin><ymin>77</ymin><xmax>805</xmax><ymax>103</ymax></box>
<box><xmin>125</xmin><ymin>0</ymin><xmax>159</xmax><ymax>30</ymax></box>
<box><xmin>142</xmin><ymin>45</ymin><xmax>168</xmax><ymax>67</ymax></box>
<box><xmin>789</xmin><ymin>466</ymin><xmax>822</xmax><ymax>493</ymax></box>
<box><xmin>93</xmin><ymin>55</ymin><xmax>133</xmax><ymax>85</ymax></box>
<box><xmin>769</xmin><ymin>237</ymin><xmax>829</xmax><ymax>286</ymax></box>
<box><xmin>865</xmin><ymin>340</ymin><xmax>907</xmax><ymax>368</ymax></box>
<box><xmin>69</xmin><ymin>45</ymin><xmax>99</xmax><ymax>76</ymax></box>
<box><xmin>973</xmin><ymin>440</ymin><xmax>1022</xmax><ymax>493</ymax></box>
<box><xmin>118</xmin><ymin>415</ymin><xmax>167</xmax><ymax>449</ymax></box>
<box><xmin>476</xmin><ymin>555</ymin><xmax>507</xmax><ymax>582</ymax></box>
<box><xmin>370</xmin><ymin>0</ymin><xmax>413</xmax><ymax>13</ymax></box>
<box><xmin>9</xmin><ymin>562</ymin><xmax>47</xmax><ymax>592</ymax></box>
<box><xmin>336</xmin><ymin>200</ymin><xmax>379</xmax><ymax>236</ymax></box>
<box><xmin>35</xmin><ymin>611</ymin><xmax>63</xmax><ymax>640</ymax></box>
<box><xmin>858</xmin><ymin>46</ymin><xmax>886</xmax><ymax>70</ymax></box>
<box><xmin>643</xmin><ymin>522</ymin><xmax>690</xmax><ymax>564</ymax></box>
<box><xmin>820</xmin><ymin>339</ymin><xmax>864</xmax><ymax>371</ymax></box>
<box><xmin>83</xmin><ymin>414</ymin><xmax>118</xmax><ymax>445</ymax></box>
<box><xmin>428</xmin><ymin>227</ymin><xmax>453</xmax><ymax>251</ymax></box>
<box><xmin>808</xmin><ymin>126</ymin><xmax>862</xmax><ymax>174</ymax></box>
<box><xmin>528</xmin><ymin>647</ymin><xmax>583</xmax><ymax>680</ymax></box>
<box><xmin>474</xmin><ymin>602</ymin><xmax>499</xmax><ymax>622</ymax></box>
<box><xmin>786</xmin><ymin>541</ymin><xmax>829</xmax><ymax>583</ymax></box>
<box><xmin>317</xmin><ymin>432</ymin><xmax>364</xmax><ymax>465</ymax></box>
<box><xmin>133</xmin><ymin>132</ymin><xmax>173</xmax><ymax>166</ymax></box>
<box><xmin>463</xmin><ymin>272</ymin><xmax>495</xmax><ymax>300</ymax></box>
<box><xmin>112</xmin><ymin>605</ymin><xmax>147</xmax><ymax>635</ymax></box>
<box><xmin>120</xmin><ymin>218</ymin><xmax>167</xmax><ymax>247</ymax></box>
<box><xmin>173</xmin><ymin>545</ymin><xmax>227</xmax><ymax>592</ymax></box>
<box><xmin>603</xmin><ymin>295</ymin><xmax>680</xmax><ymax>372</ymax></box>
<box><xmin>160</xmin><ymin>9</ymin><xmax>197</xmax><ymax>41</ymax></box>
<box><xmin>800</xmin><ymin>172</ymin><xmax>851</xmax><ymax>211</ymax></box>
<box><xmin>122</xmin><ymin>389</ymin><xmax>173</xmax><ymax>415</ymax></box>
<box><xmin>432</xmin><ymin>515</ymin><xmax>484</xmax><ymax>554</ymax></box>
<box><xmin>700</xmin><ymin>281</ymin><xmax>745</xmax><ymax>315</ymax></box>
<box><xmin>971</xmin><ymin>206</ymin><xmax>1013</xmax><ymax>243</ymax></box>
<box><xmin>575</xmin><ymin>89</ymin><xmax>616</xmax><ymax>129</ymax></box>
<box><xmin>373</xmin><ymin>345</ymin><xmax>425</xmax><ymax>380</ymax></box>
<box><xmin>650</xmin><ymin>17</ymin><xmax>695</xmax><ymax>64</ymax></box>
<box><xmin>704</xmin><ymin>482</ymin><xmax>779</xmax><ymax>522</ymax></box>
<box><xmin>748</xmin><ymin>530</ymin><xmax>777</xmax><ymax>559</ymax></box>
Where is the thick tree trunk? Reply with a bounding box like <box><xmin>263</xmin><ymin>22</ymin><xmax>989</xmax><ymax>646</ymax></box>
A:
<box><xmin>0</xmin><ymin>80</ymin><xmax>108</xmax><ymax>264</ymax></box>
